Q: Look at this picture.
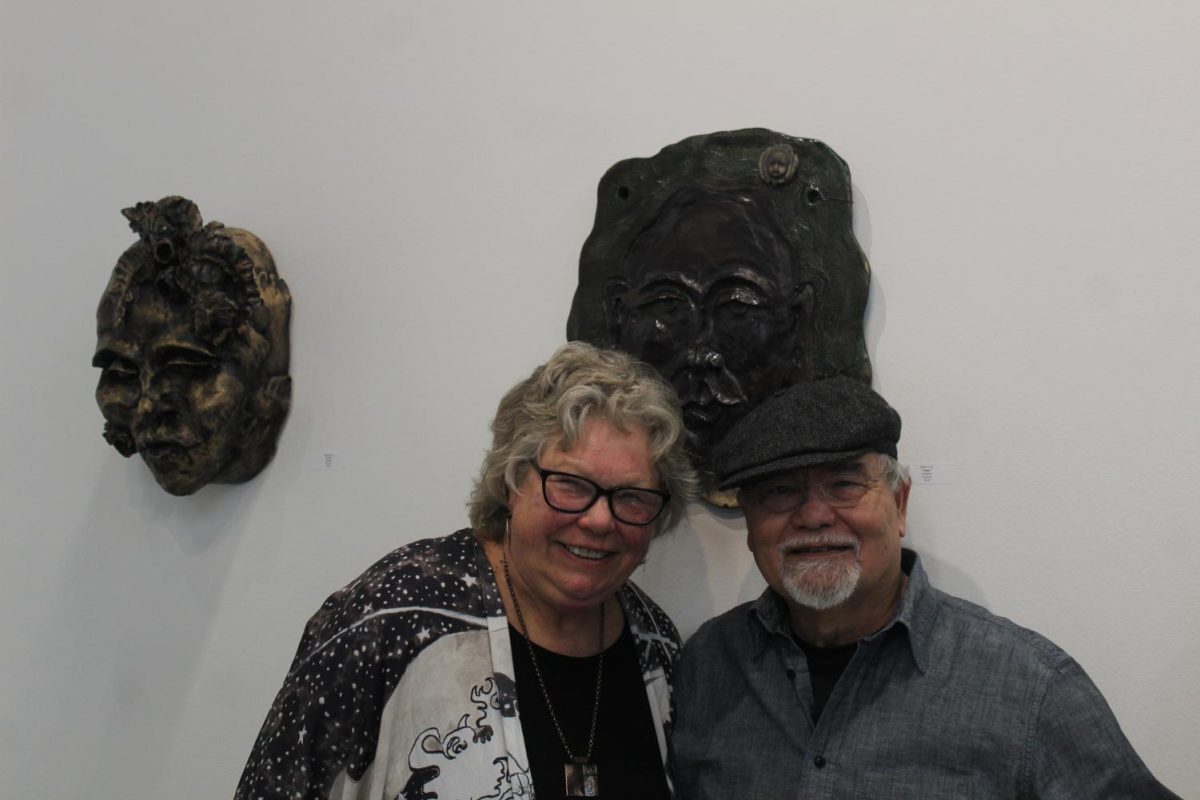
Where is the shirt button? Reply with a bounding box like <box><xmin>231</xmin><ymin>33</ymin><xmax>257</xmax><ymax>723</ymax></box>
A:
<box><xmin>813</xmin><ymin>755</ymin><xmax>827</xmax><ymax>769</ymax></box>
<box><xmin>786</xmin><ymin>669</ymin><xmax>796</xmax><ymax>680</ymax></box>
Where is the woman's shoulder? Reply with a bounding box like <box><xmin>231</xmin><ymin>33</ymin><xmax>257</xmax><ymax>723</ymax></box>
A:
<box><xmin>296</xmin><ymin>529</ymin><xmax>493</xmax><ymax>652</ymax></box>
<box><xmin>356</xmin><ymin>528</ymin><xmax>481</xmax><ymax>582</ymax></box>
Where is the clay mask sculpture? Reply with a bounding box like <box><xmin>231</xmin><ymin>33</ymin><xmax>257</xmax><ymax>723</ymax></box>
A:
<box><xmin>567</xmin><ymin>129</ymin><xmax>871</xmax><ymax>504</ymax></box>
<box><xmin>93</xmin><ymin>196</ymin><xmax>291</xmax><ymax>495</ymax></box>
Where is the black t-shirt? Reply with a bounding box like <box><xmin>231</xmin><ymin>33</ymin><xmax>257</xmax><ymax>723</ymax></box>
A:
<box><xmin>795</xmin><ymin>636</ymin><xmax>858</xmax><ymax>723</ymax></box>
<box><xmin>509</xmin><ymin>622</ymin><xmax>670</xmax><ymax>800</ymax></box>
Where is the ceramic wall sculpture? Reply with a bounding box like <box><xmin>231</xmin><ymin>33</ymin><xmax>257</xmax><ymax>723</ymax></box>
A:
<box><xmin>567</xmin><ymin>129</ymin><xmax>871</xmax><ymax>504</ymax></box>
<box><xmin>93</xmin><ymin>196</ymin><xmax>292</xmax><ymax>495</ymax></box>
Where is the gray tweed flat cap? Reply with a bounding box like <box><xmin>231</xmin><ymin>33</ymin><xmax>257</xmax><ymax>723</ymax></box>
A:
<box><xmin>714</xmin><ymin>376</ymin><xmax>901</xmax><ymax>489</ymax></box>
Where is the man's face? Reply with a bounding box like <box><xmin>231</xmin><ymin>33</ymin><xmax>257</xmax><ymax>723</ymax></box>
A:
<box><xmin>93</xmin><ymin>287</ymin><xmax>253</xmax><ymax>495</ymax></box>
<box><xmin>616</xmin><ymin>199</ymin><xmax>803</xmax><ymax>466</ymax></box>
<box><xmin>740</xmin><ymin>454</ymin><xmax>910</xmax><ymax>613</ymax></box>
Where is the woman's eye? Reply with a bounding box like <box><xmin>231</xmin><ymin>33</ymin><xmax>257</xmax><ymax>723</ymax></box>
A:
<box><xmin>551</xmin><ymin>476</ymin><xmax>592</xmax><ymax>497</ymax></box>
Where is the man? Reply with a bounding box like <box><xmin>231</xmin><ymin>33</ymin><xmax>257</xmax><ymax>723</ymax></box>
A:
<box><xmin>671</xmin><ymin>377</ymin><xmax>1178</xmax><ymax>798</ymax></box>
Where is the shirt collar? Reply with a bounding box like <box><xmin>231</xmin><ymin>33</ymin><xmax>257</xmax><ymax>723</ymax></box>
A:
<box><xmin>750</xmin><ymin>583</ymin><xmax>793</xmax><ymax>639</ymax></box>
<box><xmin>870</xmin><ymin>548</ymin><xmax>936</xmax><ymax>673</ymax></box>
<box><xmin>748</xmin><ymin>548</ymin><xmax>937</xmax><ymax>674</ymax></box>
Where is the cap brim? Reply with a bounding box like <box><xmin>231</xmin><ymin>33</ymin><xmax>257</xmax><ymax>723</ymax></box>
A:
<box><xmin>716</xmin><ymin>447</ymin><xmax>873</xmax><ymax>490</ymax></box>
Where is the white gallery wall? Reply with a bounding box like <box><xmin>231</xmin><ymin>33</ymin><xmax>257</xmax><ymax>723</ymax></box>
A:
<box><xmin>3</xmin><ymin>2</ymin><xmax>1197</xmax><ymax>797</ymax></box>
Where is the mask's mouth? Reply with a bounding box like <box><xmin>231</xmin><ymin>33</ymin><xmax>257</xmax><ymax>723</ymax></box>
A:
<box><xmin>133</xmin><ymin>418</ymin><xmax>203</xmax><ymax>451</ymax></box>
<box><xmin>138</xmin><ymin>440</ymin><xmax>195</xmax><ymax>467</ymax></box>
<box><xmin>683</xmin><ymin>403</ymin><xmax>722</xmax><ymax>427</ymax></box>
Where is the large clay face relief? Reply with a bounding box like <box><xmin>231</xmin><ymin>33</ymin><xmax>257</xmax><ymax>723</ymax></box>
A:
<box><xmin>567</xmin><ymin>130</ymin><xmax>872</xmax><ymax>504</ymax></box>
<box><xmin>93</xmin><ymin>196</ymin><xmax>292</xmax><ymax>495</ymax></box>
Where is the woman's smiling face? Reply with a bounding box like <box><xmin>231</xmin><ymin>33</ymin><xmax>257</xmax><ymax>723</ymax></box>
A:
<box><xmin>504</xmin><ymin>417</ymin><xmax>660</xmax><ymax>621</ymax></box>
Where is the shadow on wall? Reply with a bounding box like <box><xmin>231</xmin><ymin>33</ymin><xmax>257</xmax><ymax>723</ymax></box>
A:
<box><xmin>35</xmin><ymin>466</ymin><xmax>253</xmax><ymax>797</ymax></box>
<box><xmin>639</xmin><ymin>503</ymin><xmax>765</xmax><ymax>640</ymax></box>
<box><xmin>909</xmin><ymin>542</ymin><xmax>989</xmax><ymax>610</ymax></box>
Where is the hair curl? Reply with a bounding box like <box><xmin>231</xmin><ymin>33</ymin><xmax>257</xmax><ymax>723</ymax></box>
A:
<box><xmin>469</xmin><ymin>342</ymin><xmax>699</xmax><ymax>539</ymax></box>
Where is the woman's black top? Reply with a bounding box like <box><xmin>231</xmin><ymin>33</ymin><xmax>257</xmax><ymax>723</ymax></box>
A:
<box><xmin>509</xmin><ymin>621</ymin><xmax>671</xmax><ymax>800</ymax></box>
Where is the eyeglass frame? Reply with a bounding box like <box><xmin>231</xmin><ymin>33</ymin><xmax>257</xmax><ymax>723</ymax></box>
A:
<box><xmin>739</xmin><ymin>474</ymin><xmax>883</xmax><ymax>514</ymax></box>
<box><xmin>531</xmin><ymin>463</ymin><xmax>671</xmax><ymax>526</ymax></box>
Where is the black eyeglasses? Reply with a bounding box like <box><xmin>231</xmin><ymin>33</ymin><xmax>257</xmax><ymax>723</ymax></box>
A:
<box><xmin>533</xmin><ymin>463</ymin><xmax>670</xmax><ymax>526</ymax></box>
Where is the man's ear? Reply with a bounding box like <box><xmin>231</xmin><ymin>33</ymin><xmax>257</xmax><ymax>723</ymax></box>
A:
<box><xmin>894</xmin><ymin>478</ymin><xmax>912</xmax><ymax>539</ymax></box>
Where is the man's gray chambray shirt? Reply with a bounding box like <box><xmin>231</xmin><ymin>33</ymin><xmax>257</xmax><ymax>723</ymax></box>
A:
<box><xmin>671</xmin><ymin>550</ymin><xmax>1178</xmax><ymax>799</ymax></box>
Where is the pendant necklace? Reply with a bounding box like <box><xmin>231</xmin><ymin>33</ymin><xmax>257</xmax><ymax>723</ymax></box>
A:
<box><xmin>502</xmin><ymin>554</ymin><xmax>604</xmax><ymax>798</ymax></box>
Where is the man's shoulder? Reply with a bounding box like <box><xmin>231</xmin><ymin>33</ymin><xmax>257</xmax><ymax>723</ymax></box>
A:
<box><xmin>682</xmin><ymin>599</ymin><xmax>758</xmax><ymax>657</ymax></box>
<box><xmin>925</xmin><ymin>583</ymin><xmax>1074</xmax><ymax>671</ymax></box>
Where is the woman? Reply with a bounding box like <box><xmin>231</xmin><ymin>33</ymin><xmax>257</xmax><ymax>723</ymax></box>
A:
<box><xmin>236</xmin><ymin>342</ymin><xmax>698</xmax><ymax>800</ymax></box>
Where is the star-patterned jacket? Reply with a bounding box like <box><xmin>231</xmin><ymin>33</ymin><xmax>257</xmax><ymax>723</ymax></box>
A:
<box><xmin>235</xmin><ymin>529</ymin><xmax>681</xmax><ymax>800</ymax></box>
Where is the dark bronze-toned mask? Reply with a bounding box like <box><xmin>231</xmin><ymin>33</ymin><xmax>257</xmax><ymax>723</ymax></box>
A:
<box><xmin>93</xmin><ymin>196</ymin><xmax>292</xmax><ymax>496</ymax></box>
<box><xmin>567</xmin><ymin>129</ymin><xmax>871</xmax><ymax>504</ymax></box>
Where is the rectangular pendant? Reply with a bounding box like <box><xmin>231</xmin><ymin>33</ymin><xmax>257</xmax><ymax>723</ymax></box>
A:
<box><xmin>564</xmin><ymin>761</ymin><xmax>599</xmax><ymax>797</ymax></box>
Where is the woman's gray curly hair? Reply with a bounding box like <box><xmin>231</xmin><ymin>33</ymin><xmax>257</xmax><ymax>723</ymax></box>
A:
<box><xmin>469</xmin><ymin>342</ymin><xmax>699</xmax><ymax>540</ymax></box>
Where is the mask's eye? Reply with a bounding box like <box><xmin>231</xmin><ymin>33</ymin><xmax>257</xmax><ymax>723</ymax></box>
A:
<box><xmin>167</xmin><ymin>357</ymin><xmax>216</xmax><ymax>372</ymax></box>
<box><xmin>720</xmin><ymin>298</ymin><xmax>754</xmax><ymax>318</ymax></box>
<box><xmin>96</xmin><ymin>355</ymin><xmax>138</xmax><ymax>382</ymax></box>
<box><xmin>638</xmin><ymin>292</ymin><xmax>694</xmax><ymax>325</ymax></box>
<box><xmin>160</xmin><ymin>348</ymin><xmax>220</xmax><ymax>376</ymax></box>
<box><xmin>712</xmin><ymin>286</ymin><xmax>770</xmax><ymax>324</ymax></box>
